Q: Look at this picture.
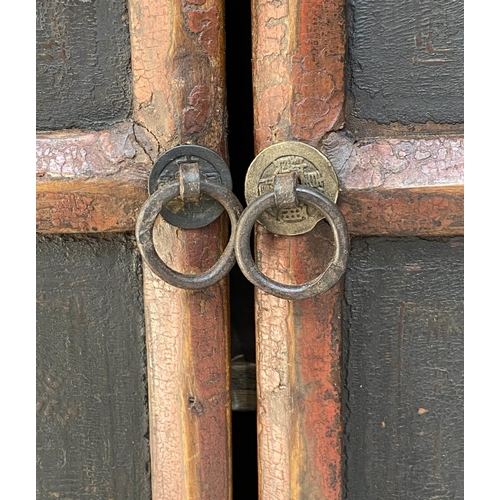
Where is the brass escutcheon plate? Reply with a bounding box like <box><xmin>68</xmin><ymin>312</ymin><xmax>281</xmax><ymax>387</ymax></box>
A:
<box><xmin>245</xmin><ymin>142</ymin><xmax>339</xmax><ymax>236</ymax></box>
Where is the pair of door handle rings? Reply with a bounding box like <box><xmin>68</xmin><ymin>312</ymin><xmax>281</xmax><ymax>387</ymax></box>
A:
<box><xmin>135</xmin><ymin>143</ymin><xmax>349</xmax><ymax>300</ymax></box>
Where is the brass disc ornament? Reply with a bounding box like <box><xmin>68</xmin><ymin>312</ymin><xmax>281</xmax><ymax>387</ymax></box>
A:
<box><xmin>244</xmin><ymin>142</ymin><xmax>340</xmax><ymax>236</ymax></box>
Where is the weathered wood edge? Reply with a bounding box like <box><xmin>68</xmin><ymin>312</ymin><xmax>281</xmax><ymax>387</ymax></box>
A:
<box><xmin>251</xmin><ymin>0</ymin><xmax>346</xmax><ymax>498</ymax></box>
<box><xmin>127</xmin><ymin>0</ymin><xmax>232</xmax><ymax>498</ymax></box>
<box><xmin>36</xmin><ymin>127</ymin><xmax>464</xmax><ymax>237</ymax></box>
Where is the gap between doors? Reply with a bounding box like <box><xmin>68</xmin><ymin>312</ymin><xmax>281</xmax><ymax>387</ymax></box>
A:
<box><xmin>225</xmin><ymin>1</ymin><xmax>259</xmax><ymax>498</ymax></box>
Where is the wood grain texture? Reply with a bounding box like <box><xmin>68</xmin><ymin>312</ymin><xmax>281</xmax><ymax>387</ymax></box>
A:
<box><xmin>36</xmin><ymin>130</ymin><xmax>463</xmax><ymax>236</ymax></box>
<box><xmin>231</xmin><ymin>358</ymin><xmax>257</xmax><ymax>412</ymax></box>
<box><xmin>346</xmin><ymin>0</ymin><xmax>464</xmax><ymax>125</ymax></box>
<box><xmin>339</xmin><ymin>185</ymin><xmax>463</xmax><ymax>237</ymax></box>
<box><xmin>36</xmin><ymin>234</ymin><xmax>150</xmax><ymax>500</ymax></box>
<box><xmin>250</xmin><ymin>1</ymin><xmax>459</xmax><ymax>495</ymax></box>
<box><xmin>36</xmin><ymin>122</ymin><xmax>154</xmax><ymax>233</ymax></box>
<box><xmin>36</xmin><ymin>0</ymin><xmax>132</xmax><ymax>130</ymax></box>
<box><xmin>128</xmin><ymin>0</ymin><xmax>232</xmax><ymax>498</ymax></box>
<box><xmin>252</xmin><ymin>0</ymin><xmax>346</xmax><ymax>149</ymax></box>
<box><xmin>344</xmin><ymin>237</ymin><xmax>464</xmax><ymax>499</ymax></box>
<box><xmin>322</xmin><ymin>133</ymin><xmax>464</xmax><ymax>236</ymax></box>
<box><xmin>36</xmin><ymin>178</ymin><xmax>147</xmax><ymax>233</ymax></box>
<box><xmin>255</xmin><ymin>222</ymin><xmax>343</xmax><ymax>500</ymax></box>
<box><xmin>130</xmin><ymin>0</ymin><xmax>227</xmax><ymax>154</ymax></box>
<box><xmin>142</xmin><ymin>221</ymin><xmax>231</xmax><ymax>499</ymax></box>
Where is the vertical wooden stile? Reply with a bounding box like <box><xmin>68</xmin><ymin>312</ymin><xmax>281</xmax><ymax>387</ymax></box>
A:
<box><xmin>251</xmin><ymin>0</ymin><xmax>346</xmax><ymax>498</ymax></box>
<box><xmin>128</xmin><ymin>0</ymin><xmax>232</xmax><ymax>498</ymax></box>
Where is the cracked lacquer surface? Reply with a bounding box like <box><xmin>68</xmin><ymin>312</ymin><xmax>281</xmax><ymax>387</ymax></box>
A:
<box><xmin>128</xmin><ymin>0</ymin><xmax>231</xmax><ymax>497</ymax></box>
<box><xmin>35</xmin><ymin>122</ymin><xmax>154</xmax><ymax>233</ymax></box>
<box><xmin>252</xmin><ymin>1</ymin><xmax>346</xmax><ymax>497</ymax></box>
<box><xmin>36</xmin><ymin>122</ymin><xmax>156</xmax><ymax>180</ymax></box>
<box><xmin>36</xmin><ymin>0</ymin><xmax>132</xmax><ymax>129</ymax></box>
<box><xmin>337</xmin><ymin>185</ymin><xmax>464</xmax><ymax>237</ymax></box>
<box><xmin>321</xmin><ymin>133</ymin><xmax>464</xmax><ymax>189</ymax></box>
<box><xmin>255</xmin><ymin>260</ymin><xmax>292</xmax><ymax>500</ymax></box>
<box><xmin>36</xmin><ymin>234</ymin><xmax>150</xmax><ymax>499</ymax></box>
<box><xmin>344</xmin><ymin>238</ymin><xmax>464</xmax><ymax>498</ymax></box>
<box><xmin>142</xmin><ymin>260</ymin><xmax>185</xmax><ymax>495</ymax></box>
<box><xmin>144</xmin><ymin>218</ymin><xmax>231</xmax><ymax>500</ymax></box>
<box><xmin>320</xmin><ymin>132</ymin><xmax>464</xmax><ymax>236</ymax></box>
<box><xmin>35</xmin><ymin>128</ymin><xmax>463</xmax><ymax>236</ymax></box>
<box><xmin>255</xmin><ymin>223</ymin><xmax>343</xmax><ymax>499</ymax></box>
<box><xmin>129</xmin><ymin>0</ymin><xmax>227</xmax><ymax>154</ymax></box>
<box><xmin>252</xmin><ymin>0</ymin><xmax>345</xmax><ymax>149</ymax></box>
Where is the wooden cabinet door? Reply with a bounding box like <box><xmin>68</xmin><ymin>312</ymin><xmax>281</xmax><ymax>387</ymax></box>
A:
<box><xmin>251</xmin><ymin>0</ymin><xmax>463</xmax><ymax>498</ymax></box>
<box><xmin>37</xmin><ymin>0</ymin><xmax>232</xmax><ymax>498</ymax></box>
<box><xmin>36</xmin><ymin>0</ymin><xmax>463</xmax><ymax>498</ymax></box>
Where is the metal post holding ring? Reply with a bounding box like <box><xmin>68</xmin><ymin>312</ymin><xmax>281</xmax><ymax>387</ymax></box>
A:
<box><xmin>136</xmin><ymin>165</ymin><xmax>243</xmax><ymax>290</ymax></box>
<box><xmin>234</xmin><ymin>174</ymin><xmax>349</xmax><ymax>300</ymax></box>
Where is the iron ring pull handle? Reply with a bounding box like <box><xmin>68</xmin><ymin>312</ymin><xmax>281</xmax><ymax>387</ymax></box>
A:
<box><xmin>136</xmin><ymin>164</ymin><xmax>243</xmax><ymax>290</ymax></box>
<box><xmin>234</xmin><ymin>173</ymin><xmax>349</xmax><ymax>300</ymax></box>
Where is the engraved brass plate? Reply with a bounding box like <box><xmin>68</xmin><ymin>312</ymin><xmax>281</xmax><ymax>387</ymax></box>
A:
<box><xmin>244</xmin><ymin>142</ymin><xmax>339</xmax><ymax>235</ymax></box>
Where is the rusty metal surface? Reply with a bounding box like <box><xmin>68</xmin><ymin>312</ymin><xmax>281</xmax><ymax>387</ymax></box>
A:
<box><xmin>148</xmin><ymin>145</ymin><xmax>233</xmax><ymax>229</ymax></box>
<box><xmin>236</xmin><ymin>182</ymin><xmax>349</xmax><ymax>300</ymax></box>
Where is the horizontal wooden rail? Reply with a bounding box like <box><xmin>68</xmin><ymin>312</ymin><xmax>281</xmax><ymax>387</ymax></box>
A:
<box><xmin>322</xmin><ymin>133</ymin><xmax>464</xmax><ymax>236</ymax></box>
<box><xmin>36</xmin><ymin>122</ymin><xmax>153</xmax><ymax>233</ymax></box>
<box><xmin>36</xmin><ymin>124</ymin><xmax>463</xmax><ymax>237</ymax></box>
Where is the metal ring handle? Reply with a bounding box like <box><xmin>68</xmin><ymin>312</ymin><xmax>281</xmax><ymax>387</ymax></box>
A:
<box><xmin>136</xmin><ymin>180</ymin><xmax>243</xmax><ymax>289</ymax></box>
<box><xmin>234</xmin><ymin>186</ymin><xmax>349</xmax><ymax>300</ymax></box>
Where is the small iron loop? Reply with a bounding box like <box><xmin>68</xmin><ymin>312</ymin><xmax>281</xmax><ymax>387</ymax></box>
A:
<box><xmin>179</xmin><ymin>161</ymin><xmax>201</xmax><ymax>203</ymax></box>
<box><xmin>234</xmin><ymin>185</ymin><xmax>349</xmax><ymax>300</ymax></box>
<box><xmin>136</xmin><ymin>179</ymin><xmax>243</xmax><ymax>290</ymax></box>
<box><xmin>273</xmin><ymin>172</ymin><xmax>298</xmax><ymax>209</ymax></box>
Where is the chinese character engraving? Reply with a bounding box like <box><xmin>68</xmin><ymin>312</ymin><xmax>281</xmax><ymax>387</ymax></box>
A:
<box><xmin>257</xmin><ymin>155</ymin><xmax>324</xmax><ymax>223</ymax></box>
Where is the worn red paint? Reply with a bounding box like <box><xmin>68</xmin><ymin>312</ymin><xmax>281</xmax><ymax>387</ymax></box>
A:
<box><xmin>36</xmin><ymin>179</ymin><xmax>147</xmax><ymax>233</ymax></box>
<box><xmin>297</xmin><ymin>289</ymin><xmax>343</xmax><ymax>498</ymax></box>
<box><xmin>292</xmin><ymin>229</ymin><xmax>343</xmax><ymax>499</ymax></box>
<box><xmin>128</xmin><ymin>0</ymin><xmax>231</xmax><ymax>496</ymax></box>
<box><xmin>183</xmin><ymin>84</ymin><xmax>211</xmax><ymax>134</ymax></box>
<box><xmin>252</xmin><ymin>0</ymin><xmax>345</xmax><ymax>149</ymax></box>
<box><xmin>291</xmin><ymin>0</ymin><xmax>345</xmax><ymax>142</ymax></box>
<box><xmin>187</xmin><ymin>6</ymin><xmax>219</xmax><ymax>57</ymax></box>
<box><xmin>252</xmin><ymin>1</ymin><xmax>345</xmax><ymax>497</ymax></box>
<box><xmin>255</xmin><ymin>222</ymin><xmax>343</xmax><ymax>499</ymax></box>
<box><xmin>339</xmin><ymin>186</ymin><xmax>464</xmax><ymax>236</ymax></box>
<box><xmin>182</xmin><ymin>221</ymin><xmax>231</xmax><ymax>498</ymax></box>
<box><xmin>36</xmin><ymin>128</ymin><xmax>464</xmax><ymax>236</ymax></box>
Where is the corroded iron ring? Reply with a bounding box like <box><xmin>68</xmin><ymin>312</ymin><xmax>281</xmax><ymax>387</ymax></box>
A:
<box><xmin>235</xmin><ymin>186</ymin><xmax>349</xmax><ymax>300</ymax></box>
<box><xmin>136</xmin><ymin>181</ymin><xmax>243</xmax><ymax>289</ymax></box>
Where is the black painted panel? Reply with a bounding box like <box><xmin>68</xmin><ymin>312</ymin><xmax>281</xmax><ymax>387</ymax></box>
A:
<box><xmin>344</xmin><ymin>237</ymin><xmax>464</xmax><ymax>499</ymax></box>
<box><xmin>36</xmin><ymin>0</ymin><xmax>132</xmax><ymax>130</ymax></box>
<box><xmin>36</xmin><ymin>234</ymin><xmax>150</xmax><ymax>499</ymax></box>
<box><xmin>347</xmin><ymin>0</ymin><xmax>464</xmax><ymax>124</ymax></box>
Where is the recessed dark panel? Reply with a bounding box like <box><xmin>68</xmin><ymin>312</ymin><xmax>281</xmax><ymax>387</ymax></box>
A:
<box><xmin>347</xmin><ymin>0</ymin><xmax>464</xmax><ymax>125</ymax></box>
<box><xmin>36</xmin><ymin>0</ymin><xmax>132</xmax><ymax>130</ymax></box>
<box><xmin>344</xmin><ymin>237</ymin><xmax>464</xmax><ymax>499</ymax></box>
<box><xmin>36</xmin><ymin>234</ymin><xmax>150</xmax><ymax>499</ymax></box>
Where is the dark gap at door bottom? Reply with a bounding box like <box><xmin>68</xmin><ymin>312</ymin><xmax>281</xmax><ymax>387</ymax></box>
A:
<box><xmin>232</xmin><ymin>411</ymin><xmax>259</xmax><ymax>499</ymax></box>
